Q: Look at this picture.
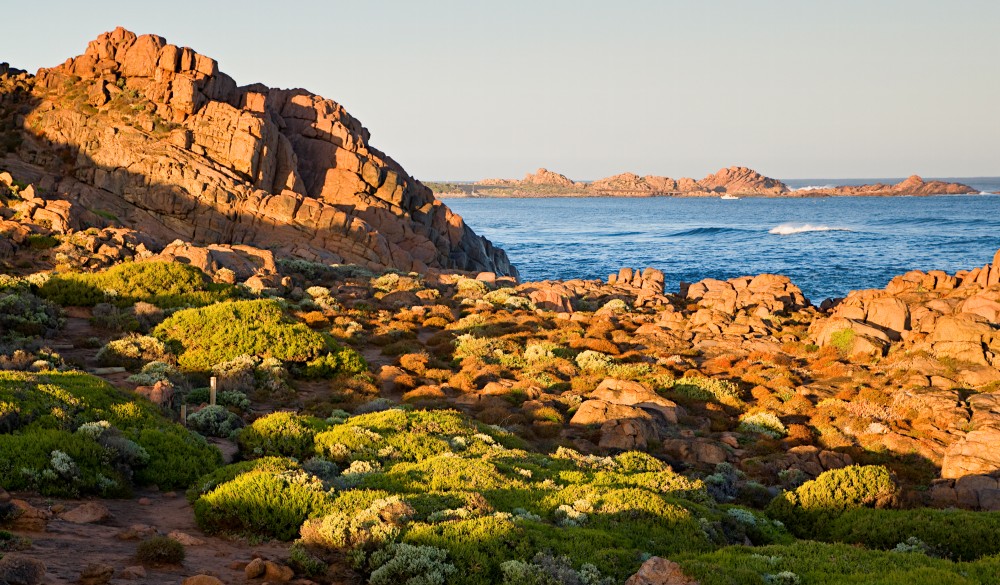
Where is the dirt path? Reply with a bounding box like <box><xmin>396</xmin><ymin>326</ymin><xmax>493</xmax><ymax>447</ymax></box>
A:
<box><xmin>12</xmin><ymin>490</ymin><xmax>295</xmax><ymax>585</ymax></box>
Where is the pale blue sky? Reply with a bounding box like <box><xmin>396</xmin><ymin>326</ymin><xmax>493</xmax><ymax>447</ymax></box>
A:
<box><xmin>3</xmin><ymin>0</ymin><xmax>998</xmax><ymax>180</ymax></box>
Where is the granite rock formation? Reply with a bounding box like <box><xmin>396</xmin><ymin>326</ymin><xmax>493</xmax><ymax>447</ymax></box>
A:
<box><xmin>0</xmin><ymin>28</ymin><xmax>516</xmax><ymax>277</ymax></box>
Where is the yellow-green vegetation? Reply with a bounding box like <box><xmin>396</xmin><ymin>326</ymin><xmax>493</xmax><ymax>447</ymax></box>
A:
<box><xmin>676</xmin><ymin>540</ymin><xmax>1000</xmax><ymax>585</ymax></box>
<box><xmin>38</xmin><ymin>261</ymin><xmax>237</xmax><ymax>308</ymax></box>
<box><xmin>192</xmin><ymin>409</ymin><xmax>769</xmax><ymax>584</ymax></box>
<box><xmin>0</xmin><ymin>371</ymin><xmax>220</xmax><ymax>495</ymax></box>
<box><xmin>829</xmin><ymin>328</ymin><xmax>857</xmax><ymax>354</ymax></box>
<box><xmin>153</xmin><ymin>299</ymin><xmax>342</xmax><ymax>371</ymax></box>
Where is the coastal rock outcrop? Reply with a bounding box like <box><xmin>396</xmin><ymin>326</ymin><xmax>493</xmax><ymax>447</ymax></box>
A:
<box><xmin>0</xmin><ymin>27</ymin><xmax>516</xmax><ymax>277</ymax></box>
<box><xmin>806</xmin><ymin>175</ymin><xmax>978</xmax><ymax>197</ymax></box>
<box><xmin>810</xmin><ymin>249</ymin><xmax>1000</xmax><ymax>375</ymax></box>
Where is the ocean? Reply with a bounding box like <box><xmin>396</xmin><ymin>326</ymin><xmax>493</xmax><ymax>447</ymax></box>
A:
<box><xmin>445</xmin><ymin>178</ymin><xmax>1000</xmax><ymax>303</ymax></box>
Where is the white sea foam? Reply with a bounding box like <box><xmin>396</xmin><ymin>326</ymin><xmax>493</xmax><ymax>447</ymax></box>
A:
<box><xmin>791</xmin><ymin>184</ymin><xmax>836</xmax><ymax>191</ymax></box>
<box><xmin>768</xmin><ymin>224</ymin><xmax>852</xmax><ymax>235</ymax></box>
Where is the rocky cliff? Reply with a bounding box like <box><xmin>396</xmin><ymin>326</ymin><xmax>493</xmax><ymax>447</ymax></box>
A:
<box><xmin>0</xmin><ymin>27</ymin><xmax>516</xmax><ymax>277</ymax></box>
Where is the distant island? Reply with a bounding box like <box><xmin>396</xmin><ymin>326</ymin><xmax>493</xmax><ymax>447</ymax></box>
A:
<box><xmin>430</xmin><ymin>166</ymin><xmax>982</xmax><ymax>198</ymax></box>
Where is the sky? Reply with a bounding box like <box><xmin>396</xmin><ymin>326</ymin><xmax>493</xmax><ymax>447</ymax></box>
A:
<box><xmin>2</xmin><ymin>0</ymin><xmax>998</xmax><ymax>181</ymax></box>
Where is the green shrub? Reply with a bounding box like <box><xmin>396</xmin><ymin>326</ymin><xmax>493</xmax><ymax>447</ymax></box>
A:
<box><xmin>300</xmin><ymin>495</ymin><xmax>414</xmax><ymax>553</ymax></box>
<box><xmin>658</xmin><ymin>376</ymin><xmax>744</xmax><ymax>407</ymax></box>
<box><xmin>368</xmin><ymin>543</ymin><xmax>457</xmax><ymax>585</ymax></box>
<box><xmin>131</xmin><ymin>427</ymin><xmax>222</xmax><ymax>489</ymax></box>
<box><xmin>237</xmin><ymin>411</ymin><xmax>329</xmax><ymax>460</ymax></box>
<box><xmin>95</xmin><ymin>334</ymin><xmax>171</xmax><ymax>370</ymax></box>
<box><xmin>824</xmin><ymin>507</ymin><xmax>1000</xmax><ymax>561</ymax></box>
<box><xmin>136</xmin><ymin>536</ymin><xmax>185</xmax><ymax>565</ymax></box>
<box><xmin>0</xmin><ymin>289</ymin><xmax>63</xmax><ymax>343</ymax></box>
<box><xmin>675</xmin><ymin>540</ymin><xmax>1000</xmax><ymax>585</ymax></box>
<box><xmin>500</xmin><ymin>553</ymin><xmax>614</xmax><ymax>585</ymax></box>
<box><xmin>153</xmin><ymin>299</ymin><xmax>333</xmax><ymax>371</ymax></box>
<box><xmin>287</xmin><ymin>541</ymin><xmax>328</xmax><ymax>578</ymax></box>
<box><xmin>38</xmin><ymin>261</ymin><xmax>236</xmax><ymax>308</ymax></box>
<box><xmin>186</xmin><ymin>456</ymin><xmax>300</xmax><ymax>502</ymax></box>
<box><xmin>0</xmin><ymin>429</ymin><xmax>128</xmax><ymax>497</ymax></box>
<box><xmin>184</xmin><ymin>388</ymin><xmax>250</xmax><ymax>412</ymax></box>
<box><xmin>829</xmin><ymin>329</ymin><xmax>856</xmax><ymax>354</ymax></box>
<box><xmin>302</xmin><ymin>347</ymin><xmax>368</xmax><ymax>379</ymax></box>
<box><xmin>767</xmin><ymin>465</ymin><xmax>898</xmax><ymax>535</ymax></box>
<box><xmin>0</xmin><ymin>370</ymin><xmax>160</xmax><ymax>433</ymax></box>
<box><xmin>186</xmin><ymin>405</ymin><xmax>244</xmax><ymax>438</ymax></box>
<box><xmin>738</xmin><ymin>412</ymin><xmax>787</xmax><ymax>439</ymax></box>
<box><xmin>193</xmin><ymin>469</ymin><xmax>332</xmax><ymax>540</ymax></box>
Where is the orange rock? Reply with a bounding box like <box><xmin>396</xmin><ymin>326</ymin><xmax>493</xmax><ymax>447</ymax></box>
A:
<box><xmin>625</xmin><ymin>556</ymin><xmax>699</xmax><ymax>585</ymax></box>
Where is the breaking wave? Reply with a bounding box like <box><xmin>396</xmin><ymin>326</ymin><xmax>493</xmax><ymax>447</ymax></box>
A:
<box><xmin>791</xmin><ymin>184</ymin><xmax>836</xmax><ymax>191</ymax></box>
<box><xmin>768</xmin><ymin>224</ymin><xmax>852</xmax><ymax>235</ymax></box>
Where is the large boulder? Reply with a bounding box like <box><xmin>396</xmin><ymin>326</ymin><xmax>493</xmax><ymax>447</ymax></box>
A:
<box><xmin>591</xmin><ymin>379</ymin><xmax>682</xmax><ymax>424</ymax></box>
<box><xmin>625</xmin><ymin>557</ymin><xmax>699</xmax><ymax>585</ymax></box>
<box><xmin>570</xmin><ymin>401</ymin><xmax>657</xmax><ymax>451</ymax></box>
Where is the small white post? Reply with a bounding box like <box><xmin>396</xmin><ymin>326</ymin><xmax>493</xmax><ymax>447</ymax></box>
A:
<box><xmin>210</xmin><ymin>376</ymin><xmax>217</xmax><ymax>406</ymax></box>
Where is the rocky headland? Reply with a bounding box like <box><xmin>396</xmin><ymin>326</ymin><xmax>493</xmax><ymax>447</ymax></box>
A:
<box><xmin>432</xmin><ymin>167</ymin><xmax>979</xmax><ymax>199</ymax></box>
<box><xmin>0</xmin><ymin>27</ymin><xmax>515</xmax><ymax>278</ymax></box>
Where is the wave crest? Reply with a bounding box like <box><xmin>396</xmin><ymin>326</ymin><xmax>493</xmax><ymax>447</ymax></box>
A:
<box><xmin>769</xmin><ymin>224</ymin><xmax>852</xmax><ymax>235</ymax></box>
<box><xmin>791</xmin><ymin>184</ymin><xmax>836</xmax><ymax>191</ymax></box>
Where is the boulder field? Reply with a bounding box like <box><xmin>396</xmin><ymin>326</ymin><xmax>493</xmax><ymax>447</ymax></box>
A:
<box><xmin>0</xmin><ymin>27</ymin><xmax>515</xmax><ymax>277</ymax></box>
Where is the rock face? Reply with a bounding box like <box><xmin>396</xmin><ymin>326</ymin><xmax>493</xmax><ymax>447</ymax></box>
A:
<box><xmin>695</xmin><ymin>166</ymin><xmax>788</xmax><ymax>196</ymax></box>
<box><xmin>0</xmin><ymin>27</ymin><xmax>516</xmax><ymax>277</ymax></box>
<box><xmin>521</xmin><ymin>168</ymin><xmax>576</xmax><ymax>187</ymax></box>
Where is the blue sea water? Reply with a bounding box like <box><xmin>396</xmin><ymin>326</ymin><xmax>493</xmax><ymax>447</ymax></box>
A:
<box><xmin>445</xmin><ymin>178</ymin><xmax>1000</xmax><ymax>303</ymax></box>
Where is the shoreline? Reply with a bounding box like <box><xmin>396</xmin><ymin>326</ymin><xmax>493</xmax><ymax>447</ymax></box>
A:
<box><xmin>435</xmin><ymin>190</ymin><xmax>1000</xmax><ymax>200</ymax></box>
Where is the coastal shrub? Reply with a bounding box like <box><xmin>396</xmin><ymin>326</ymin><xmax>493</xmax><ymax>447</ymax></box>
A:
<box><xmin>675</xmin><ymin>540</ymin><xmax>1000</xmax><ymax>585</ymax></box>
<box><xmin>186</xmin><ymin>456</ymin><xmax>300</xmax><ymax>502</ymax></box>
<box><xmin>193</xmin><ymin>469</ymin><xmax>332</xmax><ymax>540</ymax></box>
<box><xmin>0</xmin><ymin>429</ymin><xmax>128</xmax><ymax>496</ymax></box>
<box><xmin>127</xmin><ymin>361</ymin><xmax>182</xmax><ymax>386</ymax></box>
<box><xmin>829</xmin><ymin>329</ymin><xmax>857</xmax><ymax>354</ymax></box>
<box><xmin>300</xmin><ymin>495</ymin><xmax>414</xmax><ymax>553</ymax></box>
<box><xmin>738</xmin><ymin>412</ymin><xmax>787</xmax><ymax>438</ymax></box>
<box><xmin>823</xmin><ymin>507</ymin><xmax>1000</xmax><ymax>561</ymax></box>
<box><xmin>0</xmin><ymin>289</ymin><xmax>63</xmax><ymax>343</ymax></box>
<box><xmin>184</xmin><ymin>388</ymin><xmax>250</xmax><ymax>412</ymax></box>
<box><xmin>95</xmin><ymin>334</ymin><xmax>171</xmax><ymax>370</ymax></box>
<box><xmin>0</xmin><ymin>371</ymin><xmax>219</xmax><ymax>492</ymax></box>
<box><xmin>186</xmin><ymin>405</ymin><xmax>244</xmax><ymax>438</ymax></box>
<box><xmin>500</xmin><ymin>553</ymin><xmax>614</xmax><ymax>585</ymax></box>
<box><xmin>660</xmin><ymin>376</ymin><xmax>744</xmax><ymax>407</ymax></box>
<box><xmin>38</xmin><ymin>261</ymin><xmax>235</xmax><ymax>308</ymax></box>
<box><xmin>766</xmin><ymin>465</ymin><xmax>897</xmax><ymax>535</ymax></box>
<box><xmin>0</xmin><ymin>370</ymin><xmax>161</xmax><ymax>432</ymax></box>
<box><xmin>287</xmin><ymin>541</ymin><xmax>328</xmax><ymax>578</ymax></box>
<box><xmin>153</xmin><ymin>299</ymin><xmax>334</xmax><ymax>371</ymax></box>
<box><xmin>237</xmin><ymin>411</ymin><xmax>329</xmax><ymax>460</ymax></box>
<box><xmin>131</xmin><ymin>427</ymin><xmax>221</xmax><ymax>489</ymax></box>
<box><xmin>368</xmin><ymin>543</ymin><xmax>457</xmax><ymax>585</ymax></box>
<box><xmin>136</xmin><ymin>536</ymin><xmax>185</xmax><ymax>565</ymax></box>
<box><xmin>302</xmin><ymin>346</ymin><xmax>368</xmax><ymax>379</ymax></box>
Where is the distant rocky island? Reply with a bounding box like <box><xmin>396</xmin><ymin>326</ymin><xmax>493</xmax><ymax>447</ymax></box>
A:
<box><xmin>431</xmin><ymin>166</ymin><xmax>980</xmax><ymax>198</ymax></box>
